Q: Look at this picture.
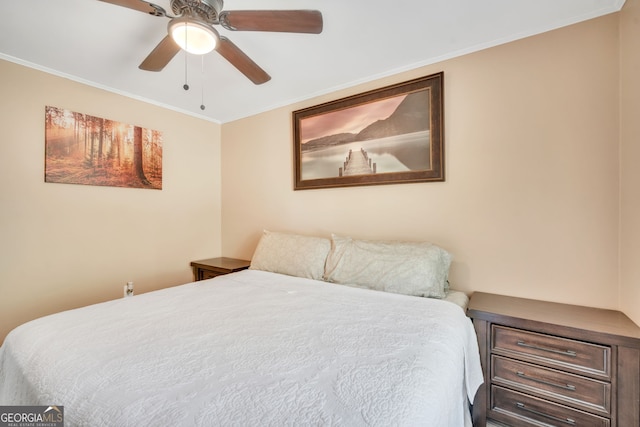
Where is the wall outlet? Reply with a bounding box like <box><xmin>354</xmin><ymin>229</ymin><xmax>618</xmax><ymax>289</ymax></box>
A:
<box><xmin>124</xmin><ymin>281</ymin><xmax>134</xmax><ymax>298</ymax></box>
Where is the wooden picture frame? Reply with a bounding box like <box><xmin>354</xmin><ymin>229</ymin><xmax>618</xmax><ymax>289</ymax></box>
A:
<box><xmin>293</xmin><ymin>72</ymin><xmax>444</xmax><ymax>190</ymax></box>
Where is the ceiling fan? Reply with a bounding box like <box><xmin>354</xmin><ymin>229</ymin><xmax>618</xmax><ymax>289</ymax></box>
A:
<box><xmin>99</xmin><ymin>0</ymin><xmax>323</xmax><ymax>84</ymax></box>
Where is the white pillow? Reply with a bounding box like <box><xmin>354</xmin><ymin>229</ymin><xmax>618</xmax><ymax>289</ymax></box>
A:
<box><xmin>249</xmin><ymin>230</ymin><xmax>331</xmax><ymax>280</ymax></box>
<box><xmin>324</xmin><ymin>234</ymin><xmax>452</xmax><ymax>298</ymax></box>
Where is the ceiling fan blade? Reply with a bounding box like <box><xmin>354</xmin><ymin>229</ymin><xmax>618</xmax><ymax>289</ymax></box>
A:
<box><xmin>98</xmin><ymin>0</ymin><xmax>166</xmax><ymax>16</ymax></box>
<box><xmin>219</xmin><ymin>10</ymin><xmax>323</xmax><ymax>34</ymax></box>
<box><xmin>216</xmin><ymin>37</ymin><xmax>271</xmax><ymax>85</ymax></box>
<box><xmin>139</xmin><ymin>36</ymin><xmax>181</xmax><ymax>71</ymax></box>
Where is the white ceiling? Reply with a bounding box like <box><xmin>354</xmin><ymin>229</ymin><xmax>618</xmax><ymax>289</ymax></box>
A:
<box><xmin>0</xmin><ymin>0</ymin><xmax>624</xmax><ymax>123</ymax></box>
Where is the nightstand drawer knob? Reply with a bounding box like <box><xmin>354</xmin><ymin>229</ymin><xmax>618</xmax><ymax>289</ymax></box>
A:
<box><xmin>516</xmin><ymin>371</ymin><xmax>577</xmax><ymax>391</ymax></box>
<box><xmin>515</xmin><ymin>402</ymin><xmax>576</xmax><ymax>425</ymax></box>
<box><xmin>516</xmin><ymin>340</ymin><xmax>578</xmax><ymax>357</ymax></box>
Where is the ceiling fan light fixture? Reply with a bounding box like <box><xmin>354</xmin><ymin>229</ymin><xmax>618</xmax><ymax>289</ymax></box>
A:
<box><xmin>169</xmin><ymin>18</ymin><xmax>217</xmax><ymax>55</ymax></box>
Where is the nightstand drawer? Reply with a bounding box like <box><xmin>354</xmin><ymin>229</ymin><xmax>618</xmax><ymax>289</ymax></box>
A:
<box><xmin>492</xmin><ymin>355</ymin><xmax>611</xmax><ymax>415</ymax></box>
<box><xmin>200</xmin><ymin>270</ymin><xmax>223</xmax><ymax>280</ymax></box>
<box><xmin>492</xmin><ymin>325</ymin><xmax>611</xmax><ymax>379</ymax></box>
<box><xmin>491</xmin><ymin>385</ymin><xmax>610</xmax><ymax>427</ymax></box>
<box><xmin>191</xmin><ymin>257</ymin><xmax>251</xmax><ymax>282</ymax></box>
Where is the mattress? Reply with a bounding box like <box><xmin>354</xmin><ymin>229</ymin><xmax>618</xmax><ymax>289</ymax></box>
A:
<box><xmin>443</xmin><ymin>289</ymin><xmax>469</xmax><ymax>310</ymax></box>
<box><xmin>0</xmin><ymin>270</ymin><xmax>483</xmax><ymax>426</ymax></box>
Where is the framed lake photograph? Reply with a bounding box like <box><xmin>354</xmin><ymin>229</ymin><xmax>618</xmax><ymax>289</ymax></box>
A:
<box><xmin>293</xmin><ymin>72</ymin><xmax>444</xmax><ymax>190</ymax></box>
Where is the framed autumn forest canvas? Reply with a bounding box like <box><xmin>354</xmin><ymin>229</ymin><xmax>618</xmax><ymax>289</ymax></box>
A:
<box><xmin>293</xmin><ymin>72</ymin><xmax>444</xmax><ymax>190</ymax></box>
<box><xmin>45</xmin><ymin>106</ymin><xmax>162</xmax><ymax>189</ymax></box>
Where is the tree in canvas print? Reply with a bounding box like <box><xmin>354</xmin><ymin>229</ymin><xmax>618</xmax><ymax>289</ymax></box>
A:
<box><xmin>45</xmin><ymin>106</ymin><xmax>162</xmax><ymax>189</ymax></box>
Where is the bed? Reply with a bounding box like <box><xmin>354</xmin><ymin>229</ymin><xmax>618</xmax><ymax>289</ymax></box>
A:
<box><xmin>0</xmin><ymin>232</ymin><xmax>483</xmax><ymax>426</ymax></box>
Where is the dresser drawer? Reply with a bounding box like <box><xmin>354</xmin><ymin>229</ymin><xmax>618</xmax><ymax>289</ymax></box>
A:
<box><xmin>491</xmin><ymin>385</ymin><xmax>610</xmax><ymax>427</ymax></box>
<box><xmin>492</xmin><ymin>325</ymin><xmax>611</xmax><ymax>379</ymax></box>
<box><xmin>492</xmin><ymin>355</ymin><xmax>611</xmax><ymax>415</ymax></box>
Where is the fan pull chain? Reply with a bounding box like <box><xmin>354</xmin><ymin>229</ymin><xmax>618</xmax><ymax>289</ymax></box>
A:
<box><xmin>183</xmin><ymin>21</ymin><xmax>189</xmax><ymax>91</ymax></box>
<box><xmin>200</xmin><ymin>56</ymin><xmax>206</xmax><ymax>110</ymax></box>
<box><xmin>183</xmin><ymin>53</ymin><xmax>190</xmax><ymax>90</ymax></box>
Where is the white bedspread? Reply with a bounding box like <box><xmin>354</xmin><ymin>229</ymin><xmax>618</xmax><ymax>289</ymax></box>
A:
<box><xmin>0</xmin><ymin>270</ymin><xmax>483</xmax><ymax>426</ymax></box>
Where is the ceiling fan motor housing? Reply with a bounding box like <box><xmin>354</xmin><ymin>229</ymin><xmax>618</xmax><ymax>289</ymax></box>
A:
<box><xmin>171</xmin><ymin>0</ymin><xmax>223</xmax><ymax>24</ymax></box>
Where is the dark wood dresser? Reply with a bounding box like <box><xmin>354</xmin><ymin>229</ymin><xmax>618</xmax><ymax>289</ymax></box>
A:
<box><xmin>467</xmin><ymin>292</ymin><xmax>640</xmax><ymax>427</ymax></box>
<box><xmin>190</xmin><ymin>257</ymin><xmax>251</xmax><ymax>281</ymax></box>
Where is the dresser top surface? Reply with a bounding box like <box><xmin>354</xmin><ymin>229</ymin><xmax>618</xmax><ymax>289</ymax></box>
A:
<box><xmin>468</xmin><ymin>292</ymin><xmax>640</xmax><ymax>344</ymax></box>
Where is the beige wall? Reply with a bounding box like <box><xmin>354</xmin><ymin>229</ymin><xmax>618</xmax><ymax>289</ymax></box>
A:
<box><xmin>0</xmin><ymin>60</ymin><xmax>222</xmax><ymax>342</ymax></box>
<box><xmin>222</xmin><ymin>15</ymin><xmax>623</xmax><ymax>311</ymax></box>
<box><xmin>620</xmin><ymin>0</ymin><xmax>640</xmax><ymax>326</ymax></box>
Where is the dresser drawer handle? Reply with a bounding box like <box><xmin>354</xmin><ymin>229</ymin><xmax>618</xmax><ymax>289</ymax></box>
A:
<box><xmin>515</xmin><ymin>402</ymin><xmax>576</xmax><ymax>425</ymax></box>
<box><xmin>516</xmin><ymin>371</ymin><xmax>576</xmax><ymax>391</ymax></box>
<box><xmin>516</xmin><ymin>340</ymin><xmax>577</xmax><ymax>357</ymax></box>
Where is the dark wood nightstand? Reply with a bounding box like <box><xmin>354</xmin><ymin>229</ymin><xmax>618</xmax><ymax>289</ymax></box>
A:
<box><xmin>190</xmin><ymin>257</ymin><xmax>251</xmax><ymax>281</ymax></box>
<box><xmin>467</xmin><ymin>292</ymin><xmax>640</xmax><ymax>427</ymax></box>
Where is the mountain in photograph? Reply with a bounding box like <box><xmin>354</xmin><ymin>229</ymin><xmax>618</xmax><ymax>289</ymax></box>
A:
<box><xmin>302</xmin><ymin>91</ymin><xmax>429</xmax><ymax>151</ymax></box>
<box><xmin>302</xmin><ymin>132</ymin><xmax>358</xmax><ymax>151</ymax></box>
<box><xmin>357</xmin><ymin>91</ymin><xmax>429</xmax><ymax>141</ymax></box>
